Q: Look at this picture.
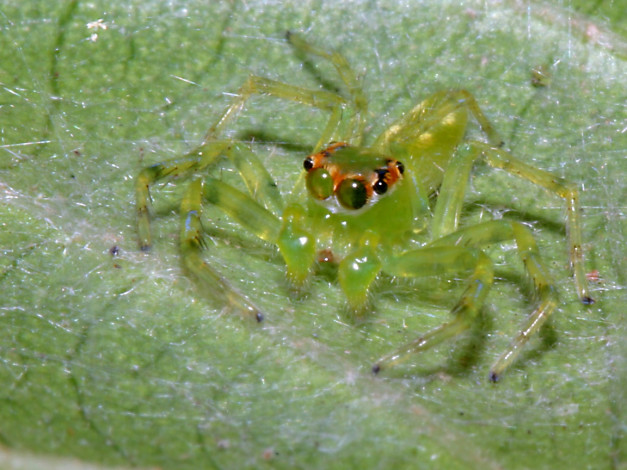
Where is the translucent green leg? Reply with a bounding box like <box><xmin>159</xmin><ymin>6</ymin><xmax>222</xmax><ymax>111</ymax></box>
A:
<box><xmin>374</xmin><ymin>247</ymin><xmax>494</xmax><ymax>373</ymax></box>
<box><xmin>372</xmin><ymin>89</ymin><xmax>501</xmax><ymax>151</ymax></box>
<box><xmin>202</xmin><ymin>177</ymin><xmax>281</xmax><ymax>243</ymax></box>
<box><xmin>207</xmin><ymin>75</ymin><xmax>349</xmax><ymax>152</ymax></box>
<box><xmin>431</xmin><ymin>139</ymin><xmax>593</xmax><ymax>304</ymax></box>
<box><xmin>431</xmin><ymin>143</ymin><xmax>479</xmax><ymax>240</ymax></box>
<box><xmin>180</xmin><ymin>178</ymin><xmax>265</xmax><ymax>321</ymax></box>
<box><xmin>455</xmin><ymin>89</ymin><xmax>504</xmax><ymax>147</ymax></box>
<box><xmin>491</xmin><ymin>223</ymin><xmax>558</xmax><ymax>380</ymax></box>
<box><xmin>430</xmin><ymin>220</ymin><xmax>559</xmax><ymax>381</ymax></box>
<box><xmin>225</xmin><ymin>143</ymin><xmax>283</xmax><ymax>216</ymax></box>
<box><xmin>286</xmin><ymin>31</ymin><xmax>368</xmax><ymax>144</ymax></box>
<box><xmin>338</xmin><ymin>231</ymin><xmax>382</xmax><ymax>312</ymax></box>
<box><xmin>136</xmin><ymin>141</ymin><xmax>282</xmax><ymax>250</ymax></box>
<box><xmin>429</xmin><ymin>89</ymin><xmax>504</xmax><ymax>238</ymax></box>
<box><xmin>201</xmin><ymin>177</ymin><xmax>317</xmax><ymax>292</ymax></box>
<box><xmin>482</xmin><ymin>143</ymin><xmax>592</xmax><ymax>304</ymax></box>
<box><xmin>136</xmin><ymin>141</ymin><xmax>231</xmax><ymax>250</ymax></box>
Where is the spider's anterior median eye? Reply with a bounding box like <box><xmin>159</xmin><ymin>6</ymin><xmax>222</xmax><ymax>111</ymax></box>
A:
<box><xmin>337</xmin><ymin>178</ymin><xmax>368</xmax><ymax>210</ymax></box>
<box><xmin>303</xmin><ymin>157</ymin><xmax>314</xmax><ymax>171</ymax></box>
<box><xmin>306</xmin><ymin>167</ymin><xmax>333</xmax><ymax>200</ymax></box>
<box><xmin>396</xmin><ymin>161</ymin><xmax>405</xmax><ymax>174</ymax></box>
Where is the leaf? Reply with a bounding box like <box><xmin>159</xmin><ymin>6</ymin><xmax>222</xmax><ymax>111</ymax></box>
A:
<box><xmin>0</xmin><ymin>1</ymin><xmax>624</xmax><ymax>469</ymax></box>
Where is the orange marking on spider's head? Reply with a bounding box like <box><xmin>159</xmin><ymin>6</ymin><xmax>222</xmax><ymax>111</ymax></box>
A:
<box><xmin>303</xmin><ymin>143</ymin><xmax>404</xmax><ymax>210</ymax></box>
<box><xmin>304</xmin><ymin>142</ymin><xmax>349</xmax><ymax>171</ymax></box>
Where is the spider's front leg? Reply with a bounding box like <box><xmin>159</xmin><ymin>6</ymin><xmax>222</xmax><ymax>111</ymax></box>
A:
<box><xmin>205</xmin><ymin>33</ymin><xmax>371</xmax><ymax>151</ymax></box>
<box><xmin>136</xmin><ymin>141</ymin><xmax>283</xmax><ymax>250</ymax></box>
<box><xmin>337</xmin><ymin>231</ymin><xmax>383</xmax><ymax>312</ymax></box>
<box><xmin>286</xmin><ymin>31</ymin><xmax>368</xmax><ymax>143</ymax></box>
<box><xmin>208</xmin><ymin>75</ymin><xmax>349</xmax><ymax>153</ymax></box>
<box><xmin>136</xmin><ymin>140</ymin><xmax>232</xmax><ymax>250</ymax></box>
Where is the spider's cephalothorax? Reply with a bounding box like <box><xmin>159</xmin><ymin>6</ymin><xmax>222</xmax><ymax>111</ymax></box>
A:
<box><xmin>135</xmin><ymin>32</ymin><xmax>593</xmax><ymax>381</ymax></box>
<box><xmin>303</xmin><ymin>142</ymin><xmax>405</xmax><ymax>212</ymax></box>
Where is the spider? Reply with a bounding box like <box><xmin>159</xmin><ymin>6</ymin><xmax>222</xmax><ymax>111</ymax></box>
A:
<box><xmin>135</xmin><ymin>32</ymin><xmax>593</xmax><ymax>382</ymax></box>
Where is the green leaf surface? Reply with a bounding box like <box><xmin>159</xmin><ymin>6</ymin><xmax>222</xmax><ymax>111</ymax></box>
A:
<box><xmin>1</xmin><ymin>1</ymin><xmax>625</xmax><ymax>469</ymax></box>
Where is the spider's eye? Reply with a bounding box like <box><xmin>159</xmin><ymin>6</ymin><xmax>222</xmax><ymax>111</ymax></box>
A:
<box><xmin>303</xmin><ymin>157</ymin><xmax>314</xmax><ymax>171</ymax></box>
<box><xmin>396</xmin><ymin>161</ymin><xmax>405</xmax><ymax>174</ymax></box>
<box><xmin>374</xmin><ymin>169</ymin><xmax>389</xmax><ymax>195</ymax></box>
<box><xmin>306</xmin><ymin>167</ymin><xmax>333</xmax><ymax>200</ymax></box>
<box><xmin>337</xmin><ymin>178</ymin><xmax>368</xmax><ymax>210</ymax></box>
<box><xmin>373</xmin><ymin>179</ymin><xmax>388</xmax><ymax>194</ymax></box>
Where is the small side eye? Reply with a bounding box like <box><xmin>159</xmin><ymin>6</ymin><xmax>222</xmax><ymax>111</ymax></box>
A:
<box><xmin>306</xmin><ymin>167</ymin><xmax>333</xmax><ymax>200</ymax></box>
<box><xmin>374</xmin><ymin>169</ymin><xmax>389</xmax><ymax>195</ymax></box>
<box><xmin>396</xmin><ymin>161</ymin><xmax>405</xmax><ymax>174</ymax></box>
<box><xmin>373</xmin><ymin>179</ymin><xmax>388</xmax><ymax>194</ymax></box>
<box><xmin>303</xmin><ymin>157</ymin><xmax>314</xmax><ymax>171</ymax></box>
<box><xmin>337</xmin><ymin>178</ymin><xmax>368</xmax><ymax>210</ymax></box>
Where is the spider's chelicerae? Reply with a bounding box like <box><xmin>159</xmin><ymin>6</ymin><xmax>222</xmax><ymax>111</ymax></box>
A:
<box><xmin>136</xmin><ymin>32</ymin><xmax>594</xmax><ymax>381</ymax></box>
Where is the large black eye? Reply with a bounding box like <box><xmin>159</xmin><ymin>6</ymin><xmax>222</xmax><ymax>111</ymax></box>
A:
<box><xmin>337</xmin><ymin>178</ymin><xmax>368</xmax><ymax>210</ymax></box>
<box><xmin>303</xmin><ymin>157</ymin><xmax>314</xmax><ymax>171</ymax></box>
<box><xmin>396</xmin><ymin>161</ymin><xmax>405</xmax><ymax>174</ymax></box>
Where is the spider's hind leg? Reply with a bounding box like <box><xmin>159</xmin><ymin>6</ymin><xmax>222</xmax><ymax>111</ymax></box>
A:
<box><xmin>374</xmin><ymin>247</ymin><xmax>494</xmax><ymax>374</ymax></box>
<box><xmin>430</xmin><ymin>220</ymin><xmax>560</xmax><ymax>381</ymax></box>
<box><xmin>489</xmin><ymin>222</ymin><xmax>559</xmax><ymax>381</ymax></box>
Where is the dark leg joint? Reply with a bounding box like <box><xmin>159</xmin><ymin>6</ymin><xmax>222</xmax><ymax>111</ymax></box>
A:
<box><xmin>581</xmin><ymin>296</ymin><xmax>595</xmax><ymax>305</ymax></box>
<box><xmin>489</xmin><ymin>371</ymin><xmax>501</xmax><ymax>383</ymax></box>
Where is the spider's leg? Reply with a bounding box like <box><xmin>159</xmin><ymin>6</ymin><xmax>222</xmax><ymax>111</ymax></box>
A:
<box><xmin>201</xmin><ymin>177</ymin><xmax>282</xmax><ymax>244</ymax></box>
<box><xmin>137</xmin><ymin>139</ymin><xmax>285</xmax><ymax>249</ymax></box>
<box><xmin>430</xmin><ymin>220</ymin><xmax>559</xmax><ymax>381</ymax></box>
<box><xmin>180</xmin><ymin>177</ymin><xmax>282</xmax><ymax>321</ymax></box>
<box><xmin>337</xmin><ymin>231</ymin><xmax>382</xmax><ymax>312</ymax></box>
<box><xmin>413</xmin><ymin>90</ymin><xmax>503</xmax><ymax>238</ymax></box>
<box><xmin>227</xmin><ymin>142</ymin><xmax>283</xmax><ymax>217</ymax></box>
<box><xmin>202</xmin><ymin>146</ymin><xmax>317</xmax><ymax>285</ymax></box>
<box><xmin>136</xmin><ymin>141</ymin><xmax>232</xmax><ymax>250</ymax></box>
<box><xmin>207</xmin><ymin>76</ymin><xmax>349</xmax><ymax>152</ymax></box>
<box><xmin>286</xmin><ymin>31</ymin><xmax>368</xmax><ymax>143</ymax></box>
<box><xmin>430</xmin><ymin>143</ymin><xmax>481</xmax><ymax>240</ymax></box>
<box><xmin>190</xmin><ymin>176</ymin><xmax>317</xmax><ymax>298</ymax></box>
<box><xmin>479</xmin><ymin>142</ymin><xmax>592</xmax><ymax>304</ymax></box>
<box><xmin>374</xmin><ymin>247</ymin><xmax>494</xmax><ymax>373</ymax></box>
<box><xmin>430</xmin><ymin>139</ymin><xmax>593</xmax><ymax>304</ymax></box>
<box><xmin>453</xmin><ymin>89</ymin><xmax>503</xmax><ymax>147</ymax></box>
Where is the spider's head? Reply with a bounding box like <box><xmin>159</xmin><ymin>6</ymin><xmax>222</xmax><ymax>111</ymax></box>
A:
<box><xmin>303</xmin><ymin>143</ymin><xmax>404</xmax><ymax>212</ymax></box>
